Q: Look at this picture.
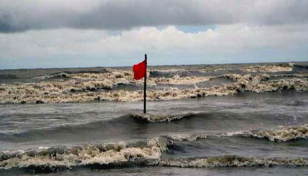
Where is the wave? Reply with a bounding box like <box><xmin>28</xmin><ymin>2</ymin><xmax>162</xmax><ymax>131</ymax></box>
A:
<box><xmin>2</xmin><ymin>137</ymin><xmax>308</xmax><ymax>173</ymax></box>
<box><xmin>165</xmin><ymin>131</ymin><xmax>249</xmax><ymax>142</ymax></box>
<box><xmin>1</xmin><ymin>123</ymin><xmax>308</xmax><ymax>172</ymax></box>
<box><xmin>164</xmin><ymin>124</ymin><xmax>308</xmax><ymax>143</ymax></box>
<box><xmin>45</xmin><ymin>73</ymin><xmax>71</xmax><ymax>79</ymax></box>
<box><xmin>132</xmin><ymin>113</ymin><xmax>195</xmax><ymax>123</ymax></box>
<box><xmin>2</xmin><ymin>142</ymin><xmax>308</xmax><ymax>173</ymax></box>
<box><xmin>0</xmin><ymin>114</ymin><xmax>137</xmax><ymax>142</ymax></box>
<box><xmin>44</xmin><ymin>69</ymin><xmax>109</xmax><ymax>79</ymax></box>
<box><xmin>1</xmin><ymin>70</ymin><xmax>308</xmax><ymax>103</ymax></box>
<box><xmin>1</xmin><ymin>112</ymin><xmax>307</xmax><ymax>143</ymax></box>
<box><xmin>164</xmin><ymin>133</ymin><xmax>208</xmax><ymax>142</ymax></box>
<box><xmin>149</xmin><ymin>69</ymin><xmax>203</xmax><ymax>78</ymax></box>
<box><xmin>0</xmin><ymin>138</ymin><xmax>165</xmax><ymax>171</ymax></box>
<box><xmin>160</xmin><ymin>155</ymin><xmax>308</xmax><ymax>168</ymax></box>
<box><xmin>150</xmin><ymin>67</ymin><xmax>236</xmax><ymax>78</ymax></box>
<box><xmin>293</xmin><ymin>64</ymin><xmax>308</xmax><ymax>71</ymax></box>
<box><xmin>240</xmin><ymin>64</ymin><xmax>293</xmax><ymax>73</ymax></box>
<box><xmin>1</xmin><ymin>111</ymin><xmax>307</xmax><ymax>144</ymax></box>
<box><xmin>249</xmin><ymin>124</ymin><xmax>308</xmax><ymax>142</ymax></box>
<box><xmin>0</xmin><ymin>112</ymin><xmax>200</xmax><ymax>142</ymax></box>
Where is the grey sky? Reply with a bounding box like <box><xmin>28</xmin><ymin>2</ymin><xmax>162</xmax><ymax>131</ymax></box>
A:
<box><xmin>0</xmin><ymin>0</ymin><xmax>307</xmax><ymax>69</ymax></box>
<box><xmin>1</xmin><ymin>0</ymin><xmax>308</xmax><ymax>32</ymax></box>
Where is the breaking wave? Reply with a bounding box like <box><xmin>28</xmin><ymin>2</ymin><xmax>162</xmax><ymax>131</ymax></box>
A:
<box><xmin>0</xmin><ymin>138</ymin><xmax>165</xmax><ymax>171</ymax></box>
<box><xmin>240</xmin><ymin>64</ymin><xmax>293</xmax><ymax>73</ymax></box>
<box><xmin>2</xmin><ymin>142</ymin><xmax>308</xmax><ymax>173</ymax></box>
<box><xmin>132</xmin><ymin>113</ymin><xmax>195</xmax><ymax>123</ymax></box>
<box><xmin>249</xmin><ymin>124</ymin><xmax>308</xmax><ymax>142</ymax></box>
<box><xmin>160</xmin><ymin>155</ymin><xmax>308</xmax><ymax>168</ymax></box>
<box><xmin>2</xmin><ymin>136</ymin><xmax>308</xmax><ymax>173</ymax></box>
<box><xmin>1</xmin><ymin>123</ymin><xmax>308</xmax><ymax>172</ymax></box>
<box><xmin>1</xmin><ymin>64</ymin><xmax>308</xmax><ymax>104</ymax></box>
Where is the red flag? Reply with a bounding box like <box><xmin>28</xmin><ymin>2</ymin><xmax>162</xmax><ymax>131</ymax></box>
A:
<box><xmin>133</xmin><ymin>60</ymin><xmax>146</xmax><ymax>80</ymax></box>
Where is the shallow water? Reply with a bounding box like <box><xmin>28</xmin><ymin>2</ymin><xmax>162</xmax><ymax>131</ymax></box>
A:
<box><xmin>2</xmin><ymin>166</ymin><xmax>308</xmax><ymax>176</ymax></box>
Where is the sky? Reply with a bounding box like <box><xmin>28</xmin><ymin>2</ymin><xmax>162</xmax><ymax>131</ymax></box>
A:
<box><xmin>0</xmin><ymin>0</ymin><xmax>308</xmax><ymax>69</ymax></box>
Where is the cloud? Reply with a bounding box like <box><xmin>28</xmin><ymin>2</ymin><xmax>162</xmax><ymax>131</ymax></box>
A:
<box><xmin>1</xmin><ymin>24</ymin><xmax>308</xmax><ymax>69</ymax></box>
<box><xmin>1</xmin><ymin>0</ymin><xmax>308</xmax><ymax>32</ymax></box>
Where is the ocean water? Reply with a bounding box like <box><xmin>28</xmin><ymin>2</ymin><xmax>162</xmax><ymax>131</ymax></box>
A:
<box><xmin>1</xmin><ymin>62</ymin><xmax>308</xmax><ymax>176</ymax></box>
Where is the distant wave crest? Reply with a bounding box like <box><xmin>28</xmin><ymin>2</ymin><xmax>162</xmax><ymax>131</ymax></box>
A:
<box><xmin>1</xmin><ymin>64</ymin><xmax>308</xmax><ymax>104</ymax></box>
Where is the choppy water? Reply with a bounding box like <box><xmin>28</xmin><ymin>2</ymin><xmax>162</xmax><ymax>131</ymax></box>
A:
<box><xmin>1</xmin><ymin>62</ymin><xmax>308</xmax><ymax>176</ymax></box>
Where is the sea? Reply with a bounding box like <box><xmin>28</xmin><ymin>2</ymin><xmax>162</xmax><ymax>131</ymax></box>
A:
<box><xmin>0</xmin><ymin>62</ymin><xmax>308</xmax><ymax>176</ymax></box>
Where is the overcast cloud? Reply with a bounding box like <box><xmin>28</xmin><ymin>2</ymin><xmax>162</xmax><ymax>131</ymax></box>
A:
<box><xmin>0</xmin><ymin>0</ymin><xmax>307</xmax><ymax>69</ymax></box>
<box><xmin>1</xmin><ymin>0</ymin><xmax>308</xmax><ymax>32</ymax></box>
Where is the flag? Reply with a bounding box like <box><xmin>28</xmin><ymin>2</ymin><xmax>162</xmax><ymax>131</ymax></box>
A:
<box><xmin>133</xmin><ymin>60</ymin><xmax>146</xmax><ymax>80</ymax></box>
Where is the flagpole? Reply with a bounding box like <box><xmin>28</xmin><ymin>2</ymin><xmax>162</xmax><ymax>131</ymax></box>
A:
<box><xmin>144</xmin><ymin>54</ymin><xmax>147</xmax><ymax>114</ymax></box>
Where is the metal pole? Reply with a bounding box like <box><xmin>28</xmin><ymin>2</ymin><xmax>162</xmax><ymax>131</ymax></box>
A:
<box><xmin>144</xmin><ymin>54</ymin><xmax>147</xmax><ymax>114</ymax></box>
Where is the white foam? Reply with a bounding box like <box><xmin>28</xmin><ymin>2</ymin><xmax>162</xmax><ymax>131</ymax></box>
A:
<box><xmin>132</xmin><ymin>113</ymin><xmax>194</xmax><ymax>123</ymax></box>
<box><xmin>0</xmin><ymin>138</ymin><xmax>166</xmax><ymax>170</ymax></box>
<box><xmin>250</xmin><ymin>124</ymin><xmax>308</xmax><ymax>142</ymax></box>
<box><xmin>160</xmin><ymin>156</ymin><xmax>308</xmax><ymax>168</ymax></box>
<box><xmin>1</xmin><ymin>70</ymin><xmax>308</xmax><ymax>104</ymax></box>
